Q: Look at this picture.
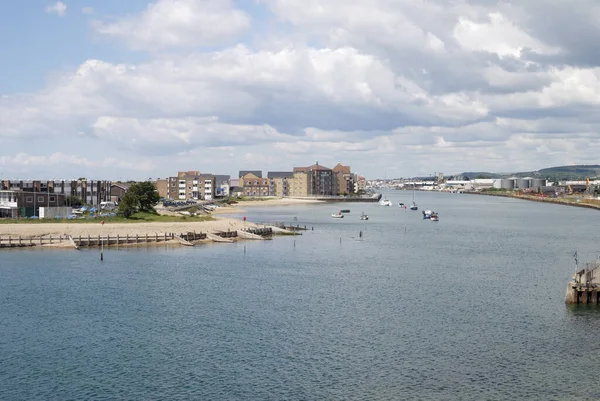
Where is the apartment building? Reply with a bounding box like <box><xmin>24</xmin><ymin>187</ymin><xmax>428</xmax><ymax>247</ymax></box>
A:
<box><xmin>239</xmin><ymin>172</ymin><xmax>270</xmax><ymax>196</ymax></box>
<box><xmin>0</xmin><ymin>179</ymin><xmax>111</xmax><ymax>206</ymax></box>
<box><xmin>267</xmin><ymin>172</ymin><xmax>293</xmax><ymax>197</ymax></box>
<box><xmin>291</xmin><ymin>162</ymin><xmax>335</xmax><ymax>196</ymax></box>
<box><xmin>157</xmin><ymin>171</ymin><xmax>216</xmax><ymax>200</ymax></box>
<box><xmin>332</xmin><ymin>163</ymin><xmax>355</xmax><ymax>195</ymax></box>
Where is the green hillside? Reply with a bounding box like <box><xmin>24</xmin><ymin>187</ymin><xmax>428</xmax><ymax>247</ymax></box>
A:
<box><xmin>460</xmin><ymin>165</ymin><xmax>600</xmax><ymax>181</ymax></box>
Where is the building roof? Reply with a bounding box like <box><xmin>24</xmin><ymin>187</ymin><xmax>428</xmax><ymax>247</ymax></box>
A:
<box><xmin>267</xmin><ymin>171</ymin><xmax>293</xmax><ymax>179</ymax></box>
<box><xmin>111</xmin><ymin>182</ymin><xmax>133</xmax><ymax>191</ymax></box>
<box><xmin>306</xmin><ymin>163</ymin><xmax>331</xmax><ymax>171</ymax></box>
<box><xmin>239</xmin><ymin>170</ymin><xmax>262</xmax><ymax>178</ymax></box>
<box><xmin>332</xmin><ymin>163</ymin><xmax>351</xmax><ymax>174</ymax></box>
<box><xmin>213</xmin><ymin>174</ymin><xmax>230</xmax><ymax>183</ymax></box>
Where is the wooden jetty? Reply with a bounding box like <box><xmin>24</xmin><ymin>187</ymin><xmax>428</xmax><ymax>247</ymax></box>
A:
<box><xmin>565</xmin><ymin>260</ymin><xmax>600</xmax><ymax>304</ymax></box>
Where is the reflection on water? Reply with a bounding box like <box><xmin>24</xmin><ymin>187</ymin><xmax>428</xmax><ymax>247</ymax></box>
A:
<box><xmin>1</xmin><ymin>191</ymin><xmax>600</xmax><ymax>400</ymax></box>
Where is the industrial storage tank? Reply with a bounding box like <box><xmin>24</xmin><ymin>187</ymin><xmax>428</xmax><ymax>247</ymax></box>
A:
<box><xmin>531</xmin><ymin>178</ymin><xmax>547</xmax><ymax>189</ymax></box>
<box><xmin>500</xmin><ymin>179</ymin><xmax>515</xmax><ymax>189</ymax></box>
<box><xmin>516</xmin><ymin>179</ymin><xmax>530</xmax><ymax>189</ymax></box>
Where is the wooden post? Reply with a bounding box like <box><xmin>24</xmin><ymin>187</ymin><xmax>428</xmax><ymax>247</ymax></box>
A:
<box><xmin>145</xmin><ymin>233</ymin><xmax>148</xmax><ymax>243</ymax></box>
<box><xmin>8</xmin><ymin>236</ymin><xmax>11</xmax><ymax>246</ymax></box>
<box><xmin>50</xmin><ymin>235</ymin><xmax>53</xmax><ymax>244</ymax></box>
<box><xmin>117</xmin><ymin>234</ymin><xmax>119</xmax><ymax>246</ymax></box>
<box><xmin>88</xmin><ymin>234</ymin><xmax>91</xmax><ymax>247</ymax></box>
<box><xmin>107</xmin><ymin>234</ymin><xmax>110</xmax><ymax>245</ymax></box>
<box><xmin>40</xmin><ymin>236</ymin><xmax>42</xmax><ymax>245</ymax></box>
<box><xmin>98</xmin><ymin>234</ymin><xmax>101</xmax><ymax>247</ymax></box>
<box><xmin>155</xmin><ymin>233</ymin><xmax>158</xmax><ymax>242</ymax></box>
<box><xmin>136</xmin><ymin>234</ymin><xmax>138</xmax><ymax>243</ymax></box>
<box><xmin>30</xmin><ymin>237</ymin><xmax>33</xmax><ymax>246</ymax></box>
<box><xmin>19</xmin><ymin>236</ymin><xmax>22</xmax><ymax>246</ymax></box>
<box><xmin>126</xmin><ymin>234</ymin><xmax>129</xmax><ymax>244</ymax></box>
<box><xmin>164</xmin><ymin>232</ymin><xmax>167</xmax><ymax>242</ymax></box>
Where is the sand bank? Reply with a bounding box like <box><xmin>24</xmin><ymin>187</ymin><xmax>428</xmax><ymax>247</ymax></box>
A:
<box><xmin>211</xmin><ymin>197</ymin><xmax>324</xmax><ymax>214</ymax></box>
<box><xmin>0</xmin><ymin>217</ymin><xmax>261</xmax><ymax>238</ymax></box>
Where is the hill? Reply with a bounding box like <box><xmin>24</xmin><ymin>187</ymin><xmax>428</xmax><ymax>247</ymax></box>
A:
<box><xmin>459</xmin><ymin>165</ymin><xmax>600</xmax><ymax>181</ymax></box>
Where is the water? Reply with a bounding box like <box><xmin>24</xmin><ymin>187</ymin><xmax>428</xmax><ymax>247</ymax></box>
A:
<box><xmin>2</xmin><ymin>191</ymin><xmax>600</xmax><ymax>400</ymax></box>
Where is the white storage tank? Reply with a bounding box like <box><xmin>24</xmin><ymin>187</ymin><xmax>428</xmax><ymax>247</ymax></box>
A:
<box><xmin>516</xmin><ymin>179</ymin><xmax>530</xmax><ymax>189</ymax></box>
<box><xmin>500</xmin><ymin>179</ymin><xmax>515</xmax><ymax>189</ymax></box>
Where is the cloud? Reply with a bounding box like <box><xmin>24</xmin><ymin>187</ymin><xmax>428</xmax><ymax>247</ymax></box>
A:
<box><xmin>46</xmin><ymin>1</ymin><xmax>67</xmax><ymax>16</ymax></box>
<box><xmin>5</xmin><ymin>0</ymin><xmax>600</xmax><ymax>179</ymax></box>
<box><xmin>93</xmin><ymin>0</ymin><xmax>250</xmax><ymax>51</ymax></box>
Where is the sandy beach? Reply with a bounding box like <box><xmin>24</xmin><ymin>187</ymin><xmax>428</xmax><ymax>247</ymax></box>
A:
<box><xmin>0</xmin><ymin>217</ymin><xmax>263</xmax><ymax>239</ymax></box>
<box><xmin>0</xmin><ymin>197</ymin><xmax>323</xmax><ymax>241</ymax></box>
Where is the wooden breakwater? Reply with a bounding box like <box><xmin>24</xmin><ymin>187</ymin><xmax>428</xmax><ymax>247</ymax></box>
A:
<box><xmin>0</xmin><ymin>234</ymin><xmax>71</xmax><ymax>248</ymax></box>
<box><xmin>0</xmin><ymin>227</ymin><xmax>276</xmax><ymax>249</ymax></box>
<box><xmin>566</xmin><ymin>260</ymin><xmax>600</xmax><ymax>304</ymax></box>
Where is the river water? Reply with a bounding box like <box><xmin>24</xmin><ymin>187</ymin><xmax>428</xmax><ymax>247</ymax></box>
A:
<box><xmin>1</xmin><ymin>191</ymin><xmax>599</xmax><ymax>400</ymax></box>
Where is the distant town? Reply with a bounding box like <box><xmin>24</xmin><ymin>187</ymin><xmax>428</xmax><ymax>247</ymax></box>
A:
<box><xmin>0</xmin><ymin>161</ymin><xmax>368</xmax><ymax>218</ymax></box>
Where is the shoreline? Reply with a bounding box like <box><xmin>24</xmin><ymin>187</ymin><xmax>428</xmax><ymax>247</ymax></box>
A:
<box><xmin>464</xmin><ymin>191</ymin><xmax>600</xmax><ymax>211</ymax></box>
<box><xmin>0</xmin><ymin>197</ymin><xmax>319</xmax><ymax>250</ymax></box>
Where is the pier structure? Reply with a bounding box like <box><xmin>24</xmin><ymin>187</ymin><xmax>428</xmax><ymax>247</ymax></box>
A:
<box><xmin>565</xmin><ymin>260</ymin><xmax>600</xmax><ymax>304</ymax></box>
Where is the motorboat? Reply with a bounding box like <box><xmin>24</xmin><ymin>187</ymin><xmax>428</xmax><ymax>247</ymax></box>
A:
<box><xmin>380</xmin><ymin>199</ymin><xmax>392</xmax><ymax>206</ymax></box>
<box><xmin>422</xmin><ymin>209</ymin><xmax>433</xmax><ymax>219</ymax></box>
<box><xmin>340</xmin><ymin>209</ymin><xmax>351</xmax><ymax>213</ymax></box>
<box><xmin>430</xmin><ymin>212</ymin><xmax>439</xmax><ymax>221</ymax></box>
<box><xmin>398</xmin><ymin>202</ymin><xmax>405</xmax><ymax>208</ymax></box>
<box><xmin>360</xmin><ymin>212</ymin><xmax>369</xmax><ymax>220</ymax></box>
<box><xmin>332</xmin><ymin>212</ymin><xmax>344</xmax><ymax>218</ymax></box>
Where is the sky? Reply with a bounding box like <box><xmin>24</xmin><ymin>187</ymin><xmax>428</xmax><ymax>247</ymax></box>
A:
<box><xmin>1</xmin><ymin>0</ymin><xmax>600</xmax><ymax>180</ymax></box>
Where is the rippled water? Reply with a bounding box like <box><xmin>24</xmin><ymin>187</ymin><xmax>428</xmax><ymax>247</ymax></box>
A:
<box><xmin>2</xmin><ymin>191</ymin><xmax>600</xmax><ymax>400</ymax></box>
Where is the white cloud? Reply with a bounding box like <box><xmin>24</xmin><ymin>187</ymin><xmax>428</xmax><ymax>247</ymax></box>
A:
<box><xmin>46</xmin><ymin>1</ymin><xmax>67</xmax><ymax>17</ymax></box>
<box><xmin>453</xmin><ymin>13</ymin><xmax>559</xmax><ymax>58</ymax></box>
<box><xmin>94</xmin><ymin>0</ymin><xmax>250</xmax><ymax>51</ymax></box>
<box><xmin>5</xmin><ymin>1</ymin><xmax>600</xmax><ymax>178</ymax></box>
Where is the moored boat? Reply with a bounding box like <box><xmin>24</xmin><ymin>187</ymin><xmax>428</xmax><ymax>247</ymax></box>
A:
<box><xmin>332</xmin><ymin>212</ymin><xmax>344</xmax><ymax>218</ymax></box>
<box><xmin>430</xmin><ymin>212</ymin><xmax>439</xmax><ymax>221</ymax></box>
<box><xmin>360</xmin><ymin>212</ymin><xmax>369</xmax><ymax>220</ymax></box>
<box><xmin>380</xmin><ymin>199</ymin><xmax>392</xmax><ymax>206</ymax></box>
<box><xmin>340</xmin><ymin>209</ymin><xmax>351</xmax><ymax>213</ymax></box>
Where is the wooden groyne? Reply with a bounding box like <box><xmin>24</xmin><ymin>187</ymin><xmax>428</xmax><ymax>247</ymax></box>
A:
<box><xmin>0</xmin><ymin>227</ymin><xmax>276</xmax><ymax>249</ymax></box>
<box><xmin>565</xmin><ymin>261</ymin><xmax>600</xmax><ymax>304</ymax></box>
<box><xmin>0</xmin><ymin>234</ymin><xmax>71</xmax><ymax>248</ymax></box>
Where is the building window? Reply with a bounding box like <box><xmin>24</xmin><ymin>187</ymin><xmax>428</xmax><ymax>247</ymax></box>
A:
<box><xmin>26</xmin><ymin>196</ymin><xmax>33</xmax><ymax>203</ymax></box>
<box><xmin>49</xmin><ymin>196</ymin><xmax>55</xmax><ymax>202</ymax></box>
<box><xmin>38</xmin><ymin>196</ymin><xmax>44</xmax><ymax>203</ymax></box>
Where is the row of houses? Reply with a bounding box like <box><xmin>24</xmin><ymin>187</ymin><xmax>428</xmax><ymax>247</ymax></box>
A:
<box><xmin>155</xmin><ymin>162</ymin><xmax>367</xmax><ymax>200</ymax></box>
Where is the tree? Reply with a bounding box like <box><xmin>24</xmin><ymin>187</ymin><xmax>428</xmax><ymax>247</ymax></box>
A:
<box><xmin>65</xmin><ymin>195</ymin><xmax>83</xmax><ymax>208</ymax></box>
<box><xmin>117</xmin><ymin>181</ymin><xmax>160</xmax><ymax>218</ymax></box>
<box><xmin>129</xmin><ymin>181</ymin><xmax>160</xmax><ymax>212</ymax></box>
<box><xmin>118</xmin><ymin>191</ymin><xmax>138</xmax><ymax>218</ymax></box>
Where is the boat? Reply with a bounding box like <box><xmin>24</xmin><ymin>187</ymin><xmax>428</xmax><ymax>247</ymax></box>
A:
<box><xmin>430</xmin><ymin>212</ymin><xmax>439</xmax><ymax>221</ymax></box>
<box><xmin>340</xmin><ymin>209</ymin><xmax>351</xmax><ymax>213</ymax></box>
<box><xmin>360</xmin><ymin>212</ymin><xmax>369</xmax><ymax>220</ymax></box>
<box><xmin>422</xmin><ymin>209</ymin><xmax>432</xmax><ymax>219</ymax></box>
<box><xmin>409</xmin><ymin>189</ymin><xmax>418</xmax><ymax>210</ymax></box>
<box><xmin>398</xmin><ymin>202</ymin><xmax>405</xmax><ymax>208</ymax></box>
<box><xmin>380</xmin><ymin>199</ymin><xmax>392</xmax><ymax>206</ymax></box>
<box><xmin>332</xmin><ymin>212</ymin><xmax>344</xmax><ymax>218</ymax></box>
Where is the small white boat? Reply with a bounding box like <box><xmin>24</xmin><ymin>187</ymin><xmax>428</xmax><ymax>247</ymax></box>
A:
<box><xmin>422</xmin><ymin>209</ymin><xmax>432</xmax><ymax>219</ymax></box>
<box><xmin>380</xmin><ymin>199</ymin><xmax>392</xmax><ymax>206</ymax></box>
<box><xmin>332</xmin><ymin>212</ymin><xmax>344</xmax><ymax>218</ymax></box>
<box><xmin>398</xmin><ymin>202</ymin><xmax>405</xmax><ymax>208</ymax></box>
<box><xmin>360</xmin><ymin>212</ymin><xmax>369</xmax><ymax>220</ymax></box>
<box><xmin>430</xmin><ymin>212</ymin><xmax>439</xmax><ymax>221</ymax></box>
<box><xmin>409</xmin><ymin>201</ymin><xmax>418</xmax><ymax>210</ymax></box>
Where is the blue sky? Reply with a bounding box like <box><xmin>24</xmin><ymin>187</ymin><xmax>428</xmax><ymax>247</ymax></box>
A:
<box><xmin>1</xmin><ymin>0</ymin><xmax>600</xmax><ymax>180</ymax></box>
